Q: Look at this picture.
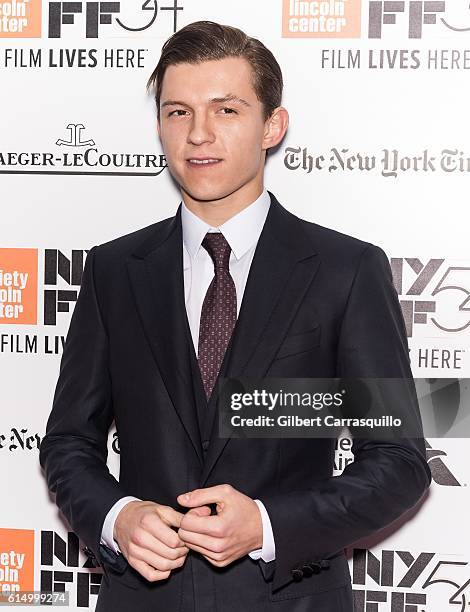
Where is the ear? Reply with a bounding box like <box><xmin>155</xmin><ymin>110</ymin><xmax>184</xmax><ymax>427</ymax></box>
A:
<box><xmin>156</xmin><ymin>117</ymin><xmax>161</xmax><ymax>139</ymax></box>
<box><xmin>262</xmin><ymin>106</ymin><xmax>289</xmax><ymax>151</ymax></box>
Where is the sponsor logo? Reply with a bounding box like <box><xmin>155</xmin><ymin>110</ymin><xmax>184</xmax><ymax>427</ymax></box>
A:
<box><xmin>282</xmin><ymin>1</ymin><xmax>470</xmax><ymax>40</ymax></box>
<box><xmin>282</xmin><ymin>0</ymin><xmax>361</xmax><ymax>38</ymax></box>
<box><xmin>0</xmin><ymin>427</ymin><xmax>117</xmax><ymax>453</ymax></box>
<box><xmin>426</xmin><ymin>439</ymin><xmax>461</xmax><ymax>487</ymax></box>
<box><xmin>0</xmin><ymin>0</ymin><xmax>183</xmax><ymax>38</ymax></box>
<box><xmin>0</xmin><ymin>248</ymin><xmax>85</xmax><ymax>333</ymax></box>
<box><xmin>40</xmin><ymin>530</ymin><xmax>102</xmax><ymax>607</ymax></box>
<box><xmin>0</xmin><ymin>528</ymin><xmax>35</xmax><ymax>593</ymax></box>
<box><xmin>284</xmin><ymin>2</ymin><xmax>470</xmax><ymax>73</ymax></box>
<box><xmin>352</xmin><ymin>547</ymin><xmax>470</xmax><ymax>611</ymax></box>
<box><xmin>48</xmin><ymin>0</ymin><xmax>183</xmax><ymax>38</ymax></box>
<box><xmin>0</xmin><ymin>124</ymin><xmax>167</xmax><ymax>176</ymax></box>
<box><xmin>335</xmin><ymin>436</ymin><xmax>463</xmax><ymax>486</ymax></box>
<box><xmin>284</xmin><ymin>146</ymin><xmax>470</xmax><ymax>177</ymax></box>
<box><xmin>0</xmin><ymin>427</ymin><xmax>41</xmax><ymax>451</ymax></box>
<box><xmin>43</xmin><ymin>248</ymin><xmax>86</xmax><ymax>326</ymax></box>
<box><xmin>0</xmin><ymin>0</ymin><xmax>41</xmax><ymax>37</ymax></box>
<box><xmin>0</xmin><ymin>249</ymin><xmax>38</xmax><ymax>325</ymax></box>
<box><xmin>368</xmin><ymin>0</ymin><xmax>445</xmax><ymax>39</ymax></box>
<box><xmin>390</xmin><ymin>258</ymin><xmax>470</xmax><ymax>338</ymax></box>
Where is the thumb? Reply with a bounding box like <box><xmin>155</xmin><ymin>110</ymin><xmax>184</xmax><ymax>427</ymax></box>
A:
<box><xmin>186</xmin><ymin>505</ymin><xmax>212</xmax><ymax>517</ymax></box>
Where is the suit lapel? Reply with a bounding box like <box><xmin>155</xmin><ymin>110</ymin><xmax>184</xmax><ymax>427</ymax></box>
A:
<box><xmin>199</xmin><ymin>193</ymin><xmax>320</xmax><ymax>485</ymax></box>
<box><xmin>125</xmin><ymin>192</ymin><xmax>321</xmax><ymax>484</ymax></box>
<box><xmin>126</xmin><ymin>208</ymin><xmax>204</xmax><ymax>467</ymax></box>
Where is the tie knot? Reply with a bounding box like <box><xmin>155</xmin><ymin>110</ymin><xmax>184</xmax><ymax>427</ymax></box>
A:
<box><xmin>202</xmin><ymin>232</ymin><xmax>231</xmax><ymax>272</ymax></box>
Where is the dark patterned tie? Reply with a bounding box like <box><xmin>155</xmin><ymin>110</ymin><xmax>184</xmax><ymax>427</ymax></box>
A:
<box><xmin>197</xmin><ymin>232</ymin><xmax>237</xmax><ymax>401</ymax></box>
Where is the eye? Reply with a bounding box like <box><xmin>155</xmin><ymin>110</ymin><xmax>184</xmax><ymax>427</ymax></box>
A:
<box><xmin>168</xmin><ymin>109</ymin><xmax>188</xmax><ymax>117</ymax></box>
<box><xmin>219</xmin><ymin>107</ymin><xmax>237</xmax><ymax>114</ymax></box>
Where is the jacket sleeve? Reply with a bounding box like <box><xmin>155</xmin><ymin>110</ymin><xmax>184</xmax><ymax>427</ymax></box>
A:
<box><xmin>39</xmin><ymin>245</ymin><xmax>129</xmax><ymax>575</ymax></box>
<box><xmin>261</xmin><ymin>244</ymin><xmax>432</xmax><ymax>592</ymax></box>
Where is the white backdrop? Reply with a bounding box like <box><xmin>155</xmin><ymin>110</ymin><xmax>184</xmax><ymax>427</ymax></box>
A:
<box><xmin>1</xmin><ymin>1</ymin><xmax>469</xmax><ymax>609</ymax></box>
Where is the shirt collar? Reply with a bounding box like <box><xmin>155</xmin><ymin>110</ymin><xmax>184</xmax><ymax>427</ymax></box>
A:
<box><xmin>181</xmin><ymin>188</ymin><xmax>270</xmax><ymax>262</ymax></box>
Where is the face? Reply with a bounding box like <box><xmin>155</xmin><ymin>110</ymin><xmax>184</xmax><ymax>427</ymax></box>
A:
<box><xmin>157</xmin><ymin>56</ymin><xmax>287</xmax><ymax>211</ymax></box>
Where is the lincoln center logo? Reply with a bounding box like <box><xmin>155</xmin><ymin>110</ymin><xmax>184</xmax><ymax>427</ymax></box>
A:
<box><xmin>0</xmin><ymin>249</ymin><xmax>38</xmax><ymax>324</ymax></box>
<box><xmin>0</xmin><ymin>528</ymin><xmax>35</xmax><ymax>596</ymax></box>
<box><xmin>282</xmin><ymin>1</ymin><xmax>470</xmax><ymax>39</ymax></box>
<box><xmin>0</xmin><ymin>0</ymin><xmax>42</xmax><ymax>37</ymax></box>
<box><xmin>282</xmin><ymin>0</ymin><xmax>362</xmax><ymax>37</ymax></box>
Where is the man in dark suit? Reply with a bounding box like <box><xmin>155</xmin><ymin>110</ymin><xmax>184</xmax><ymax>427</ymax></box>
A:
<box><xmin>39</xmin><ymin>21</ymin><xmax>431</xmax><ymax>612</ymax></box>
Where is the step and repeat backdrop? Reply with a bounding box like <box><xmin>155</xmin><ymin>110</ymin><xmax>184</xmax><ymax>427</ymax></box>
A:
<box><xmin>1</xmin><ymin>0</ymin><xmax>469</xmax><ymax>610</ymax></box>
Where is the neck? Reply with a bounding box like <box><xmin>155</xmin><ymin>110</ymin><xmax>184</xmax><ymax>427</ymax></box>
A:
<box><xmin>181</xmin><ymin>180</ymin><xmax>264</xmax><ymax>227</ymax></box>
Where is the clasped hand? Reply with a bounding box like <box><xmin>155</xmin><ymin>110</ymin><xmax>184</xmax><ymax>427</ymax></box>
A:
<box><xmin>113</xmin><ymin>484</ymin><xmax>262</xmax><ymax>583</ymax></box>
<box><xmin>177</xmin><ymin>483</ymin><xmax>262</xmax><ymax>567</ymax></box>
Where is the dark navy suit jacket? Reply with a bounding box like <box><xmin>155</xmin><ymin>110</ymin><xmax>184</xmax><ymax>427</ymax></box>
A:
<box><xmin>39</xmin><ymin>192</ymin><xmax>431</xmax><ymax>611</ymax></box>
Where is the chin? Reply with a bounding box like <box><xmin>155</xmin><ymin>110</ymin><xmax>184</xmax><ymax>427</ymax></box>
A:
<box><xmin>182</xmin><ymin>184</ymin><xmax>233</xmax><ymax>203</ymax></box>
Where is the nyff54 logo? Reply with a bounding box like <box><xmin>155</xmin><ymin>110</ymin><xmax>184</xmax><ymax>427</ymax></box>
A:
<box><xmin>48</xmin><ymin>0</ymin><xmax>183</xmax><ymax>38</ymax></box>
<box><xmin>352</xmin><ymin>547</ymin><xmax>470</xmax><ymax>612</ymax></box>
<box><xmin>391</xmin><ymin>258</ymin><xmax>470</xmax><ymax>338</ymax></box>
<box><xmin>0</xmin><ymin>0</ymin><xmax>183</xmax><ymax>38</ymax></box>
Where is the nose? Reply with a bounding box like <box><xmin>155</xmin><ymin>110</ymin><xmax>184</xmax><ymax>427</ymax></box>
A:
<box><xmin>187</xmin><ymin>111</ymin><xmax>215</xmax><ymax>146</ymax></box>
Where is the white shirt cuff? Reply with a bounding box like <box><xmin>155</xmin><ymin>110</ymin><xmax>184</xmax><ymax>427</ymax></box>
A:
<box><xmin>248</xmin><ymin>499</ymin><xmax>276</xmax><ymax>562</ymax></box>
<box><xmin>100</xmin><ymin>496</ymin><xmax>141</xmax><ymax>554</ymax></box>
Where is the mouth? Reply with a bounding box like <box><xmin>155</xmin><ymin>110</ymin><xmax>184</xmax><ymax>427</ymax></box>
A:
<box><xmin>186</xmin><ymin>158</ymin><xmax>223</xmax><ymax>167</ymax></box>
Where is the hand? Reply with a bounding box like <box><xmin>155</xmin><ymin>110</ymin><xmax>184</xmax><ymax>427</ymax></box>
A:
<box><xmin>114</xmin><ymin>500</ymin><xmax>192</xmax><ymax>582</ymax></box>
<box><xmin>176</xmin><ymin>484</ymin><xmax>263</xmax><ymax>568</ymax></box>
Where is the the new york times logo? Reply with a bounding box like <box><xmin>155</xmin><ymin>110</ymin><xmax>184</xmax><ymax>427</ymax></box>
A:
<box><xmin>0</xmin><ymin>123</ymin><xmax>167</xmax><ymax>176</ymax></box>
<box><xmin>0</xmin><ymin>426</ymin><xmax>118</xmax><ymax>452</ymax></box>
<box><xmin>352</xmin><ymin>548</ymin><xmax>469</xmax><ymax>611</ymax></box>
<box><xmin>0</xmin><ymin>427</ymin><xmax>41</xmax><ymax>451</ymax></box>
<box><xmin>48</xmin><ymin>0</ymin><xmax>183</xmax><ymax>38</ymax></box>
<box><xmin>40</xmin><ymin>530</ymin><xmax>101</xmax><ymax>608</ymax></box>
<box><xmin>369</xmin><ymin>1</ymin><xmax>470</xmax><ymax>38</ymax></box>
<box><xmin>284</xmin><ymin>146</ymin><xmax>470</xmax><ymax>176</ymax></box>
<box><xmin>390</xmin><ymin>258</ymin><xmax>470</xmax><ymax>338</ymax></box>
<box><xmin>334</xmin><ymin>437</ymin><xmax>461</xmax><ymax>486</ymax></box>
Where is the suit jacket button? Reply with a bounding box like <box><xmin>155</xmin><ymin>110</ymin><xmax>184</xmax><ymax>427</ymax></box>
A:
<box><xmin>302</xmin><ymin>564</ymin><xmax>313</xmax><ymax>577</ymax></box>
<box><xmin>308</xmin><ymin>562</ymin><xmax>322</xmax><ymax>574</ymax></box>
<box><xmin>320</xmin><ymin>560</ymin><xmax>330</xmax><ymax>570</ymax></box>
<box><xmin>202</xmin><ymin>440</ymin><xmax>210</xmax><ymax>452</ymax></box>
<box><xmin>291</xmin><ymin>569</ymin><xmax>303</xmax><ymax>582</ymax></box>
<box><xmin>82</xmin><ymin>546</ymin><xmax>95</xmax><ymax>560</ymax></box>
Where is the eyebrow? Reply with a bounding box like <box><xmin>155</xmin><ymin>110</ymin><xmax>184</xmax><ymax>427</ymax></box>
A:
<box><xmin>161</xmin><ymin>94</ymin><xmax>252</xmax><ymax>109</ymax></box>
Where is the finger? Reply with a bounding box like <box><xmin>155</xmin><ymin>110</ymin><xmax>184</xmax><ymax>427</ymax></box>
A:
<box><xmin>177</xmin><ymin>484</ymin><xmax>232</xmax><ymax>508</ymax></box>
<box><xmin>130</xmin><ymin>529</ymin><xmax>188</xmax><ymax>560</ymax></box>
<box><xmin>185</xmin><ymin>506</ymin><xmax>212</xmax><ymax>517</ymax></box>
<box><xmin>182</xmin><ymin>540</ymin><xmax>228</xmax><ymax>563</ymax></box>
<box><xmin>179</xmin><ymin>512</ymin><xmax>225</xmax><ymax>536</ymax></box>
<box><xmin>130</xmin><ymin>558</ymin><xmax>171</xmax><ymax>582</ymax></box>
<box><xmin>178</xmin><ymin>528</ymin><xmax>224</xmax><ymax>553</ymax></box>
<box><xmin>145</xmin><ymin>515</ymin><xmax>187</xmax><ymax>548</ymax></box>
<box><xmin>131</xmin><ymin>547</ymin><xmax>187</xmax><ymax>573</ymax></box>
<box><xmin>157</xmin><ymin>505</ymin><xmax>186</xmax><ymax>529</ymax></box>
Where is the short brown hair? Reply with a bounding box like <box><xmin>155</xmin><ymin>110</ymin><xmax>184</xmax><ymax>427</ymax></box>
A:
<box><xmin>147</xmin><ymin>20</ymin><xmax>283</xmax><ymax>122</ymax></box>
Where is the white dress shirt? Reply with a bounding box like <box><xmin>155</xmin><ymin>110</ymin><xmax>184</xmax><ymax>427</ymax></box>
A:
<box><xmin>100</xmin><ymin>188</ymin><xmax>276</xmax><ymax>563</ymax></box>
